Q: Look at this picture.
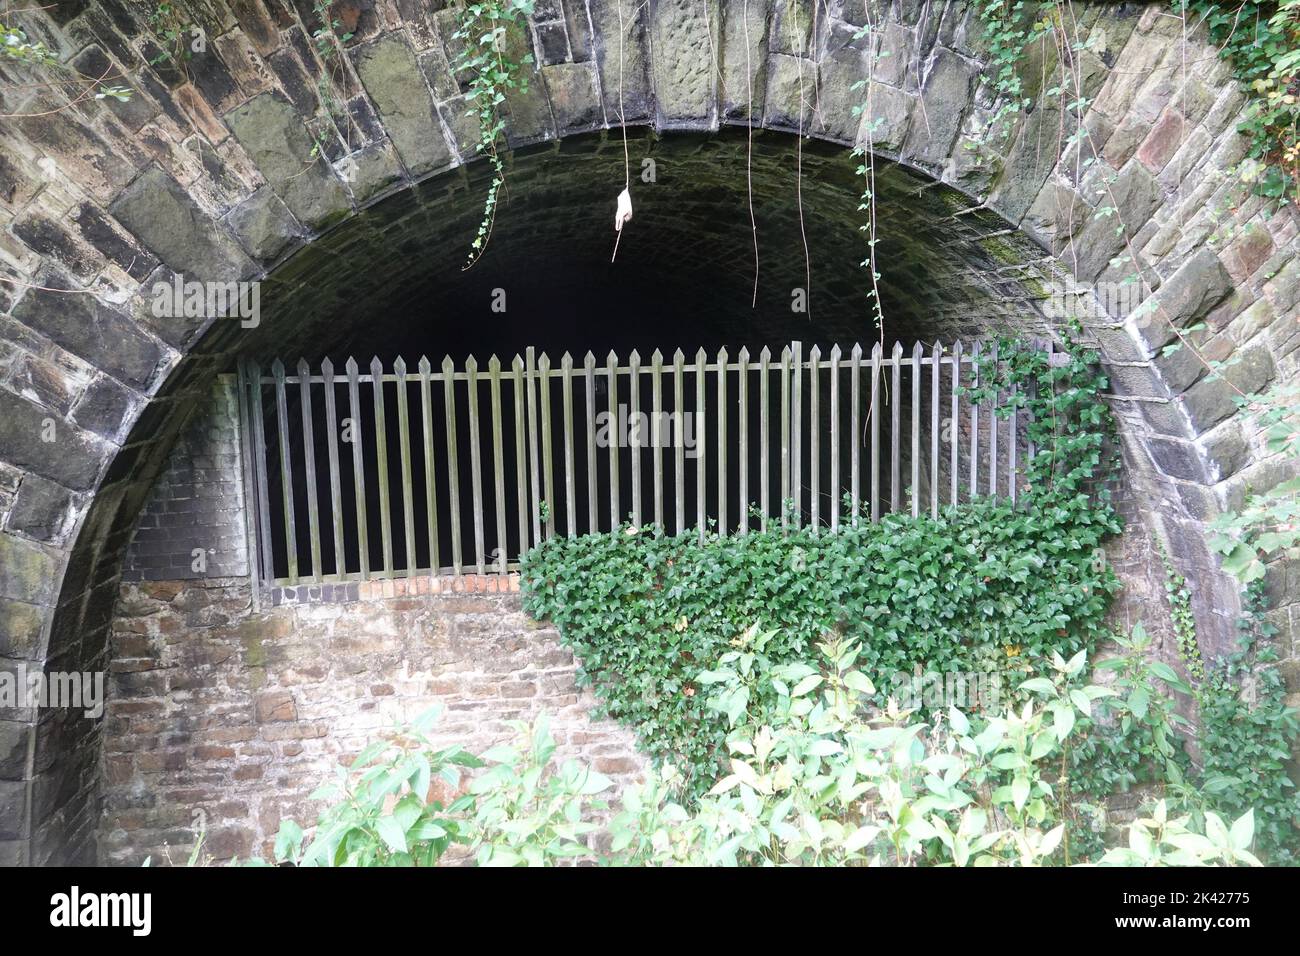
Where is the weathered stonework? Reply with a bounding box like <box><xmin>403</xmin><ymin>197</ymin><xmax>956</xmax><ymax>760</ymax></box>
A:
<box><xmin>121</xmin><ymin>376</ymin><xmax>249</xmax><ymax>583</ymax></box>
<box><xmin>0</xmin><ymin>0</ymin><xmax>1294</xmax><ymax>864</ymax></box>
<box><xmin>101</xmin><ymin>575</ymin><xmax>647</xmax><ymax>865</ymax></box>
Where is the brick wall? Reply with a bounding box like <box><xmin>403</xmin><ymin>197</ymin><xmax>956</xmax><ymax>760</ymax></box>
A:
<box><xmin>122</xmin><ymin>376</ymin><xmax>249</xmax><ymax>582</ymax></box>
<box><xmin>100</xmin><ymin>574</ymin><xmax>647</xmax><ymax>865</ymax></box>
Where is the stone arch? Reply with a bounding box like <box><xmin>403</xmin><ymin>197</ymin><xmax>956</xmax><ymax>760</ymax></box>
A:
<box><xmin>0</xmin><ymin>1</ymin><xmax>1295</xmax><ymax>864</ymax></box>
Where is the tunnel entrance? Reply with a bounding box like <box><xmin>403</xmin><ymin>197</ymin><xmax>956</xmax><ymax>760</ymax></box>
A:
<box><xmin>218</xmin><ymin>127</ymin><xmax>1061</xmax><ymax>590</ymax></box>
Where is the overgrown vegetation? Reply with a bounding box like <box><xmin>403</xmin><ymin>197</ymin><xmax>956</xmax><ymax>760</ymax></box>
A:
<box><xmin>306</xmin><ymin>0</ymin><xmax>358</xmax><ymax>164</ymax></box>
<box><xmin>523</xmin><ymin>337</ymin><xmax>1123</xmax><ymax>797</ymax></box>
<box><xmin>1</xmin><ymin>19</ymin><xmax>131</xmax><ymax>103</ymax></box>
<box><xmin>451</xmin><ymin>0</ymin><xmax>537</xmax><ymax>268</ymax></box>
<box><xmin>521</xmin><ymin>337</ymin><xmax>1300</xmax><ymax>863</ymax></box>
<box><xmin>265</xmin><ymin>643</ymin><xmax>1263</xmax><ymax>867</ymax></box>
<box><xmin>1185</xmin><ymin>0</ymin><xmax>1300</xmax><ymax>200</ymax></box>
<box><xmin>974</xmin><ymin>0</ymin><xmax>1300</xmax><ymax>201</ymax></box>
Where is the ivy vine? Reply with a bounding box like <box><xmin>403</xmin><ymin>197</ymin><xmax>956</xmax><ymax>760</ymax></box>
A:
<box><xmin>523</xmin><ymin>337</ymin><xmax>1125</xmax><ymax>798</ymax></box>
<box><xmin>974</xmin><ymin>0</ymin><xmax>1300</xmax><ymax>202</ymax></box>
<box><xmin>452</xmin><ymin>0</ymin><xmax>537</xmax><ymax>269</ymax></box>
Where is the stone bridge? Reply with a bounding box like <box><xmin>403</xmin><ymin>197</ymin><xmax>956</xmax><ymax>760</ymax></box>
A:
<box><xmin>0</xmin><ymin>0</ymin><xmax>1295</xmax><ymax>863</ymax></box>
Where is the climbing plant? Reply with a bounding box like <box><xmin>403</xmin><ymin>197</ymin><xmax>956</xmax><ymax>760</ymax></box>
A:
<box><xmin>1208</xmin><ymin>380</ymin><xmax>1300</xmax><ymax>583</ymax></box>
<box><xmin>452</xmin><ymin>0</ymin><xmax>537</xmax><ymax>268</ymax></box>
<box><xmin>0</xmin><ymin>19</ymin><xmax>131</xmax><ymax>104</ymax></box>
<box><xmin>306</xmin><ymin>0</ymin><xmax>358</xmax><ymax>163</ymax></box>
<box><xmin>147</xmin><ymin>2</ymin><xmax>198</xmax><ymax>74</ymax></box>
<box><xmin>974</xmin><ymin>0</ymin><xmax>1300</xmax><ymax>201</ymax></box>
<box><xmin>1196</xmin><ymin>586</ymin><xmax>1300</xmax><ymax>866</ymax></box>
<box><xmin>1184</xmin><ymin>0</ymin><xmax>1300</xmax><ymax>200</ymax></box>
<box><xmin>522</xmin><ymin>338</ymin><xmax>1124</xmax><ymax>797</ymax></box>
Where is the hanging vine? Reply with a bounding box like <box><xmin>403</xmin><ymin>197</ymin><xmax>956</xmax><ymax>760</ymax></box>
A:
<box><xmin>452</xmin><ymin>0</ymin><xmax>537</xmax><ymax>269</ymax></box>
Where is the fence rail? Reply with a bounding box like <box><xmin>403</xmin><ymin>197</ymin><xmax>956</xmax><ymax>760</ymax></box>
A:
<box><xmin>237</xmin><ymin>339</ymin><xmax>1060</xmax><ymax>590</ymax></box>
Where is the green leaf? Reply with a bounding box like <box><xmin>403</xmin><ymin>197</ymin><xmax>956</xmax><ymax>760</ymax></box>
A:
<box><xmin>375</xmin><ymin>815</ymin><xmax>408</xmax><ymax>854</ymax></box>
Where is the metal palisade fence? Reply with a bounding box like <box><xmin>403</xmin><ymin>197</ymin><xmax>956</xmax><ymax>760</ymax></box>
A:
<box><xmin>236</xmin><ymin>339</ymin><xmax>1061</xmax><ymax>590</ymax></box>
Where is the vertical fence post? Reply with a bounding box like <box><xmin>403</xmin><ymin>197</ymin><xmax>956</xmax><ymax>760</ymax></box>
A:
<box><xmin>272</xmin><ymin>359</ymin><xmax>299</xmax><ymax>584</ymax></box>
<box><xmin>737</xmin><ymin>346</ymin><xmax>749</xmax><ymax>536</ymax></box>
<box><xmin>950</xmin><ymin>341</ymin><xmax>961</xmax><ymax>507</ymax></box>
<box><xmin>394</xmin><ymin>358</ymin><xmax>416</xmax><ymax>577</ymax></box>
<box><xmin>525</xmin><ymin>347</ymin><xmax>542</xmax><ymax>546</ymax></box>
<box><xmin>321</xmin><ymin>359</ymin><xmax>347</xmax><ymax>579</ymax></box>
<box><xmin>235</xmin><ymin>361</ymin><xmax>265</xmax><ymax>603</ymax></box>
<box><xmin>969</xmin><ymin>341</ymin><xmax>980</xmax><ymax>499</ymax></box>
<box><xmin>759</xmin><ymin>346</ymin><xmax>771</xmax><ymax>532</ymax></box>
<box><xmin>370</xmin><ymin>357</ymin><xmax>393</xmax><ymax>577</ymax></box>
<box><xmin>489</xmin><ymin>355</ymin><xmax>508</xmax><ymax>573</ymax></box>
<box><xmin>442</xmin><ymin>355</ymin><xmax>463</xmax><ymax>575</ymax></box>
<box><xmin>538</xmin><ymin>352</ymin><xmax>555</xmax><ymax>540</ymax></box>
<box><xmin>695</xmin><ymin>347</ymin><xmax>707</xmax><ymax>542</ymax></box>
<box><xmin>673</xmin><ymin>349</ymin><xmax>686</xmax><ymax>535</ymax></box>
<box><xmin>651</xmin><ymin>350</ymin><xmax>664</xmax><ymax>530</ymax></box>
<box><xmin>419</xmin><ymin>357</ymin><xmax>439</xmax><ymax>574</ymax></box>
<box><xmin>629</xmin><ymin>349</ymin><xmax>642</xmax><ymax>528</ymax></box>
<box><xmin>871</xmin><ymin>343</ymin><xmax>881</xmax><ymax>523</ymax></box>
<box><xmin>561</xmin><ymin>352</ymin><xmax>577</xmax><ymax>538</ymax></box>
<box><xmin>829</xmin><ymin>344</ymin><xmax>841</xmax><ymax>533</ymax></box>
<box><xmin>584</xmin><ymin>352</ymin><xmax>598</xmax><ymax>535</ymax></box>
<box><xmin>780</xmin><ymin>345</ymin><xmax>791</xmax><ymax>529</ymax></box>
<box><xmin>716</xmin><ymin>346</ymin><xmax>727</xmax><ymax>537</ymax></box>
<box><xmin>791</xmin><ymin>340</ymin><xmax>802</xmax><ymax>529</ymax></box>
<box><xmin>465</xmin><ymin>354</ymin><xmax>486</xmax><ymax>574</ymax></box>
<box><xmin>512</xmin><ymin>355</ymin><xmax>529</xmax><ymax>558</ymax></box>
<box><xmin>808</xmin><ymin>345</ymin><xmax>821</xmax><ymax>532</ymax></box>
<box><xmin>1027</xmin><ymin>338</ymin><xmax>1040</xmax><ymax>467</ymax></box>
<box><xmin>850</xmin><ymin>343</ymin><xmax>861</xmax><ymax>526</ymax></box>
<box><xmin>988</xmin><ymin>341</ymin><xmax>999</xmax><ymax>501</ymax></box>
<box><xmin>910</xmin><ymin>342</ymin><xmax>922</xmax><ymax>519</ymax></box>
<box><xmin>1008</xmin><ymin>345</ymin><xmax>1018</xmax><ymax>505</ymax></box>
<box><xmin>345</xmin><ymin>358</ymin><xmax>369</xmax><ymax>580</ymax></box>
<box><xmin>296</xmin><ymin>359</ymin><xmax>322</xmax><ymax>582</ymax></box>
<box><xmin>606</xmin><ymin>350</ymin><xmax>620</xmax><ymax>529</ymax></box>
<box><xmin>931</xmin><ymin>341</ymin><xmax>941</xmax><ymax>520</ymax></box>
<box><xmin>890</xmin><ymin>342</ymin><xmax>902</xmax><ymax>515</ymax></box>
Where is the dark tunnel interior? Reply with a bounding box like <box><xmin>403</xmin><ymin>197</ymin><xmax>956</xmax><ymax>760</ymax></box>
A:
<box><xmin>231</xmin><ymin>129</ymin><xmax>1047</xmax><ymax>581</ymax></box>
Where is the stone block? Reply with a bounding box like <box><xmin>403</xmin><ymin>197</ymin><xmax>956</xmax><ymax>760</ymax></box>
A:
<box><xmin>856</xmin><ymin>82</ymin><xmax>914</xmax><ymax>154</ymax></box>
<box><xmin>0</xmin><ymin>395</ymin><xmax>107</xmax><ymax>492</ymax></box>
<box><xmin>1179</xmin><ymin>344</ymin><xmax>1275</xmax><ymax>433</ymax></box>
<box><xmin>225</xmin><ymin>93</ymin><xmax>353</xmax><ymax>230</ymax></box>
<box><xmin>1144</xmin><ymin>435</ymin><xmax>1206</xmax><ymax>482</ymax></box>
<box><xmin>108</xmin><ymin>166</ymin><xmax>256</xmax><ymax>281</ymax></box>
<box><xmin>652</xmin><ymin>0</ymin><xmax>719</xmax><ymax>126</ymax></box>
<box><xmin>6</xmin><ymin>474</ymin><xmax>78</xmax><ymax>544</ymax></box>
<box><xmin>542</xmin><ymin>62</ymin><xmax>604</xmax><ymax>135</ymax></box>
<box><xmin>589</xmin><ymin>0</ymin><xmax>652</xmax><ymax>122</ymax></box>
<box><xmin>353</xmin><ymin>34</ymin><xmax>452</xmax><ymax>175</ymax></box>
<box><xmin>255</xmin><ymin>691</ymin><xmax>297</xmax><ymax>723</ymax></box>
<box><xmin>719</xmin><ymin>0</ymin><xmax>769</xmax><ymax>120</ymax></box>
<box><xmin>226</xmin><ymin>187</ymin><xmax>301</xmax><ymax>263</ymax></box>
<box><xmin>11</xmin><ymin>278</ymin><xmax>165</xmax><ymax>392</ymax></box>
<box><xmin>0</xmin><ymin>780</ymin><xmax>26</xmax><ymax>839</ymax></box>
<box><xmin>0</xmin><ymin>600</ymin><xmax>44</xmax><ymax>660</ymax></box>
<box><xmin>1069</xmin><ymin>161</ymin><xmax>1161</xmax><ymax>280</ymax></box>
<box><xmin>902</xmin><ymin>47</ymin><xmax>974</xmax><ymax>167</ymax></box>
<box><xmin>72</xmin><ymin>374</ymin><xmax>139</xmax><ymax>443</ymax></box>
<box><xmin>1199</xmin><ymin>421</ymin><xmax>1249</xmax><ymax>481</ymax></box>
